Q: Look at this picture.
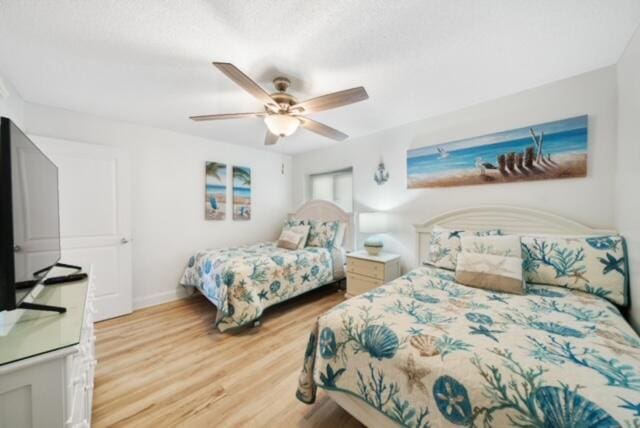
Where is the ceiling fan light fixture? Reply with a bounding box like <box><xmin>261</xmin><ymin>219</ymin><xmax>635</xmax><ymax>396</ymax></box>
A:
<box><xmin>191</xmin><ymin>63</ymin><xmax>368</xmax><ymax>144</ymax></box>
<box><xmin>264</xmin><ymin>114</ymin><xmax>299</xmax><ymax>137</ymax></box>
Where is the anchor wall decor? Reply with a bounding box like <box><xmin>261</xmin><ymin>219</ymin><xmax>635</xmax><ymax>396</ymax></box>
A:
<box><xmin>374</xmin><ymin>160</ymin><xmax>389</xmax><ymax>185</ymax></box>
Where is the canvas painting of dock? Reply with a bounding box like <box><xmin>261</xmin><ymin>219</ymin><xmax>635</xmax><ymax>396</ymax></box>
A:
<box><xmin>232</xmin><ymin>166</ymin><xmax>251</xmax><ymax>220</ymax></box>
<box><xmin>407</xmin><ymin>115</ymin><xmax>588</xmax><ymax>188</ymax></box>
<box><xmin>205</xmin><ymin>161</ymin><xmax>226</xmax><ymax>220</ymax></box>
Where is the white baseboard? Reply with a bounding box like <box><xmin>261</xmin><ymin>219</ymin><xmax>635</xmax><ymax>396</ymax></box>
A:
<box><xmin>133</xmin><ymin>287</ymin><xmax>190</xmax><ymax>310</ymax></box>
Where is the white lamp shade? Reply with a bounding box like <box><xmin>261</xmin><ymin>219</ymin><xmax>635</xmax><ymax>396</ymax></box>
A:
<box><xmin>264</xmin><ymin>114</ymin><xmax>300</xmax><ymax>137</ymax></box>
<box><xmin>359</xmin><ymin>212</ymin><xmax>390</xmax><ymax>234</ymax></box>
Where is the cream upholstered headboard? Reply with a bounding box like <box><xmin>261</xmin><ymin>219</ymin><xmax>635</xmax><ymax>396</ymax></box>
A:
<box><xmin>414</xmin><ymin>205</ymin><xmax>616</xmax><ymax>265</ymax></box>
<box><xmin>289</xmin><ymin>200</ymin><xmax>355</xmax><ymax>252</ymax></box>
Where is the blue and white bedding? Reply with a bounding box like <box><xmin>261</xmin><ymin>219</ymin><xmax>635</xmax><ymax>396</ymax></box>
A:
<box><xmin>180</xmin><ymin>242</ymin><xmax>343</xmax><ymax>332</ymax></box>
<box><xmin>297</xmin><ymin>265</ymin><xmax>640</xmax><ymax>427</ymax></box>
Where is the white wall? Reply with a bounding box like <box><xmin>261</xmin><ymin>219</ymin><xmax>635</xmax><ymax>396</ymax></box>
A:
<box><xmin>616</xmin><ymin>27</ymin><xmax>640</xmax><ymax>329</ymax></box>
<box><xmin>293</xmin><ymin>67</ymin><xmax>619</xmax><ymax>272</ymax></box>
<box><xmin>0</xmin><ymin>75</ymin><xmax>24</xmax><ymax>126</ymax></box>
<box><xmin>22</xmin><ymin>103</ymin><xmax>292</xmax><ymax>309</ymax></box>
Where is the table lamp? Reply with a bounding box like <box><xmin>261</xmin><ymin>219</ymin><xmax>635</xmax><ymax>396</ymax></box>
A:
<box><xmin>359</xmin><ymin>212</ymin><xmax>390</xmax><ymax>256</ymax></box>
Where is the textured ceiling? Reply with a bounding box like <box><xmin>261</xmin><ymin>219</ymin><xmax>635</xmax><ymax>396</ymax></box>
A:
<box><xmin>1</xmin><ymin>1</ymin><xmax>639</xmax><ymax>154</ymax></box>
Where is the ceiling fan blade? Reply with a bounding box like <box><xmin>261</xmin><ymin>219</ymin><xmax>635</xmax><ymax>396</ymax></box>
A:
<box><xmin>264</xmin><ymin>130</ymin><xmax>279</xmax><ymax>146</ymax></box>
<box><xmin>299</xmin><ymin>117</ymin><xmax>348</xmax><ymax>141</ymax></box>
<box><xmin>290</xmin><ymin>87</ymin><xmax>368</xmax><ymax>114</ymax></box>
<box><xmin>190</xmin><ymin>112</ymin><xmax>266</xmax><ymax>121</ymax></box>
<box><xmin>213</xmin><ymin>62</ymin><xmax>281</xmax><ymax>112</ymax></box>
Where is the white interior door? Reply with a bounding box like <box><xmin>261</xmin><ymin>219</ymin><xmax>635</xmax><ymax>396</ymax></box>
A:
<box><xmin>31</xmin><ymin>136</ymin><xmax>132</xmax><ymax>321</ymax></box>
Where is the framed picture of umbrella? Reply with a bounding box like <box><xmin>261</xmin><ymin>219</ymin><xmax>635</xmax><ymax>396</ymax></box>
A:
<box><xmin>205</xmin><ymin>161</ymin><xmax>226</xmax><ymax>220</ymax></box>
<box><xmin>233</xmin><ymin>166</ymin><xmax>251</xmax><ymax>220</ymax></box>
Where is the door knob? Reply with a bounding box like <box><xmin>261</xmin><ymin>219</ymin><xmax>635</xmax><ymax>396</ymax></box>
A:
<box><xmin>13</xmin><ymin>245</ymin><xmax>22</xmax><ymax>252</ymax></box>
<box><xmin>121</xmin><ymin>238</ymin><xmax>130</xmax><ymax>244</ymax></box>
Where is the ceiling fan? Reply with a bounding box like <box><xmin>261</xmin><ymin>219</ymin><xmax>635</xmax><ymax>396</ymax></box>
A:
<box><xmin>190</xmin><ymin>62</ymin><xmax>369</xmax><ymax>146</ymax></box>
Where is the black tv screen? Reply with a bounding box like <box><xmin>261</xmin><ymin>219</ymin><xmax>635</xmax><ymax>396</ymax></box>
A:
<box><xmin>0</xmin><ymin>117</ymin><xmax>61</xmax><ymax>311</ymax></box>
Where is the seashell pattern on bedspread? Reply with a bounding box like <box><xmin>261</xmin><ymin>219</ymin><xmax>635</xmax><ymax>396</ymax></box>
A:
<box><xmin>296</xmin><ymin>265</ymin><xmax>640</xmax><ymax>427</ymax></box>
<box><xmin>180</xmin><ymin>242</ymin><xmax>336</xmax><ymax>331</ymax></box>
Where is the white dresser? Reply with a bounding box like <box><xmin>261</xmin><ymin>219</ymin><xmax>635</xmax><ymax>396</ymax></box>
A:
<box><xmin>0</xmin><ymin>268</ymin><xmax>96</xmax><ymax>428</ymax></box>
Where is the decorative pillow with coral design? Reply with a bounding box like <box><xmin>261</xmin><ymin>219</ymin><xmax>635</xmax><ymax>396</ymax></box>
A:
<box><xmin>306</xmin><ymin>220</ymin><xmax>340</xmax><ymax>249</ymax></box>
<box><xmin>425</xmin><ymin>225</ymin><xmax>502</xmax><ymax>271</ymax></box>
<box><xmin>521</xmin><ymin>235</ymin><xmax>629</xmax><ymax>306</ymax></box>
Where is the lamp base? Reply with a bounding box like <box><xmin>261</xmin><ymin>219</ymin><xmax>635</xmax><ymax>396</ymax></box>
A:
<box><xmin>363</xmin><ymin>237</ymin><xmax>383</xmax><ymax>256</ymax></box>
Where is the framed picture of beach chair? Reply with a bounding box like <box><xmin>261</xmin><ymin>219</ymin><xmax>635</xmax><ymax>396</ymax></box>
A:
<box><xmin>205</xmin><ymin>161</ymin><xmax>227</xmax><ymax>220</ymax></box>
<box><xmin>232</xmin><ymin>166</ymin><xmax>251</xmax><ymax>220</ymax></box>
<box><xmin>406</xmin><ymin>115</ymin><xmax>588</xmax><ymax>188</ymax></box>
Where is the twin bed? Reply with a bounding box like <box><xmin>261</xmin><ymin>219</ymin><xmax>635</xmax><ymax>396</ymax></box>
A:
<box><xmin>180</xmin><ymin>200</ymin><xmax>353</xmax><ymax>332</ymax></box>
<box><xmin>297</xmin><ymin>206</ymin><xmax>639</xmax><ymax>427</ymax></box>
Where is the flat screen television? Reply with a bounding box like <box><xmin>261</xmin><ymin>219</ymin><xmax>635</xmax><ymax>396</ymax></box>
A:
<box><xmin>0</xmin><ymin>117</ymin><xmax>61</xmax><ymax>312</ymax></box>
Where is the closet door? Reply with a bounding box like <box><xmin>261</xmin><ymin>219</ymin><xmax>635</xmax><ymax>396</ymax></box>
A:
<box><xmin>32</xmin><ymin>136</ymin><xmax>132</xmax><ymax>321</ymax></box>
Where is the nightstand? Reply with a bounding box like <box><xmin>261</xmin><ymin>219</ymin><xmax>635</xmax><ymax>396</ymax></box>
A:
<box><xmin>346</xmin><ymin>251</ymin><xmax>401</xmax><ymax>297</ymax></box>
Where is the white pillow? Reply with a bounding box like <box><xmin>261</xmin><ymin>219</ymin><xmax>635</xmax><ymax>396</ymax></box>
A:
<box><xmin>460</xmin><ymin>235</ymin><xmax>522</xmax><ymax>258</ymax></box>
<box><xmin>455</xmin><ymin>235</ymin><xmax>525</xmax><ymax>294</ymax></box>
<box><xmin>278</xmin><ymin>230</ymin><xmax>304</xmax><ymax>250</ymax></box>
<box><xmin>278</xmin><ymin>225</ymin><xmax>310</xmax><ymax>250</ymax></box>
<box><xmin>332</xmin><ymin>221</ymin><xmax>347</xmax><ymax>249</ymax></box>
<box><xmin>456</xmin><ymin>252</ymin><xmax>525</xmax><ymax>295</ymax></box>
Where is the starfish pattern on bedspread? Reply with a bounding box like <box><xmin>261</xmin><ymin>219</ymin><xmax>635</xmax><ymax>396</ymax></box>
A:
<box><xmin>297</xmin><ymin>265</ymin><xmax>640</xmax><ymax>427</ymax></box>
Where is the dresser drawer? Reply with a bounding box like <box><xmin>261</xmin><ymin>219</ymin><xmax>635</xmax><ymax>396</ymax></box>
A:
<box><xmin>347</xmin><ymin>273</ymin><xmax>383</xmax><ymax>296</ymax></box>
<box><xmin>347</xmin><ymin>258</ymin><xmax>384</xmax><ymax>280</ymax></box>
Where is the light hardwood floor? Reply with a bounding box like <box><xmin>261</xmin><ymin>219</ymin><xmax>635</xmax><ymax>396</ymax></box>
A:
<box><xmin>93</xmin><ymin>285</ymin><xmax>364</xmax><ymax>427</ymax></box>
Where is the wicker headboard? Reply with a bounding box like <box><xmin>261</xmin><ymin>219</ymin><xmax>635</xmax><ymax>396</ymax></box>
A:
<box><xmin>289</xmin><ymin>200</ymin><xmax>355</xmax><ymax>252</ymax></box>
<box><xmin>413</xmin><ymin>205</ymin><xmax>616</xmax><ymax>265</ymax></box>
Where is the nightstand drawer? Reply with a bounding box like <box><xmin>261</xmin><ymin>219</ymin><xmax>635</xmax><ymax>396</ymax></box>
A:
<box><xmin>347</xmin><ymin>273</ymin><xmax>383</xmax><ymax>296</ymax></box>
<box><xmin>347</xmin><ymin>258</ymin><xmax>384</xmax><ymax>280</ymax></box>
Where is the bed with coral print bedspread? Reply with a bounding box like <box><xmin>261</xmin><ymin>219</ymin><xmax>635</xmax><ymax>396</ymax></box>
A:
<box><xmin>297</xmin><ymin>265</ymin><xmax>640</xmax><ymax>427</ymax></box>
<box><xmin>180</xmin><ymin>243</ymin><xmax>338</xmax><ymax>332</ymax></box>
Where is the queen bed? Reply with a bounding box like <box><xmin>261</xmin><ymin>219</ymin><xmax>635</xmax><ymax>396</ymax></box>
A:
<box><xmin>180</xmin><ymin>200</ymin><xmax>353</xmax><ymax>332</ymax></box>
<box><xmin>297</xmin><ymin>206</ymin><xmax>638</xmax><ymax>427</ymax></box>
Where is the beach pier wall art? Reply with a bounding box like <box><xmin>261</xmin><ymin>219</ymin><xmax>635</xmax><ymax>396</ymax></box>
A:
<box><xmin>407</xmin><ymin>115</ymin><xmax>588</xmax><ymax>188</ymax></box>
<box><xmin>233</xmin><ymin>166</ymin><xmax>251</xmax><ymax>220</ymax></box>
<box><xmin>205</xmin><ymin>161</ymin><xmax>227</xmax><ymax>220</ymax></box>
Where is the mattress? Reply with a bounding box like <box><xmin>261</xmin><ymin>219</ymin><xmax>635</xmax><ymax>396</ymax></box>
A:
<box><xmin>297</xmin><ymin>265</ymin><xmax>640</xmax><ymax>427</ymax></box>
